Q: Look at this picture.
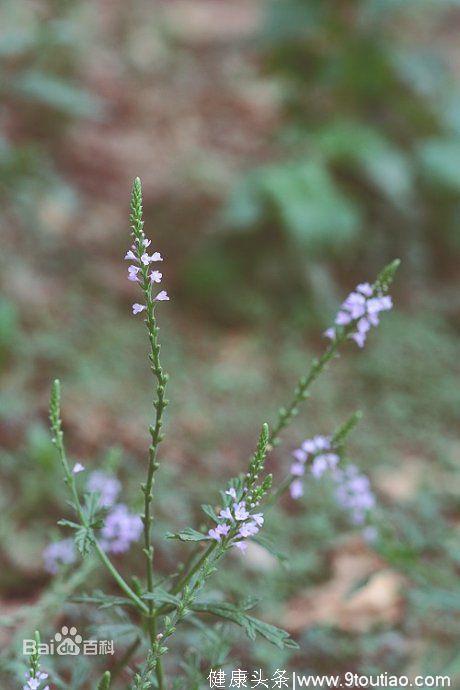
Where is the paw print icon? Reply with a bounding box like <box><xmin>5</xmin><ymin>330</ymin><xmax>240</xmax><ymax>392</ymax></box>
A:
<box><xmin>55</xmin><ymin>626</ymin><xmax>82</xmax><ymax>655</ymax></box>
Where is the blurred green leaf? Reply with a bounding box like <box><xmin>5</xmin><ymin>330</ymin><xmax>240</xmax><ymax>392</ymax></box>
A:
<box><xmin>12</xmin><ymin>70</ymin><xmax>103</xmax><ymax>119</ymax></box>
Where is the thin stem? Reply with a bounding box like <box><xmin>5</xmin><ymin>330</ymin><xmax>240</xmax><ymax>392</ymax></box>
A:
<box><xmin>130</xmin><ymin>178</ymin><xmax>168</xmax><ymax>688</ymax></box>
<box><xmin>49</xmin><ymin>381</ymin><xmax>149</xmax><ymax>615</ymax></box>
<box><xmin>268</xmin><ymin>337</ymin><xmax>342</xmax><ymax>448</ymax></box>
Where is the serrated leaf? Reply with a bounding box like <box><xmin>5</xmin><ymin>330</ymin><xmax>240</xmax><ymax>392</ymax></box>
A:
<box><xmin>201</xmin><ymin>504</ymin><xmax>218</xmax><ymax>521</ymax></box>
<box><xmin>74</xmin><ymin>526</ymin><xmax>93</xmax><ymax>557</ymax></box>
<box><xmin>166</xmin><ymin>528</ymin><xmax>209</xmax><ymax>542</ymax></box>
<box><xmin>72</xmin><ymin>592</ymin><xmax>135</xmax><ymax>610</ymax></box>
<box><xmin>192</xmin><ymin>601</ymin><xmax>298</xmax><ymax>650</ymax></box>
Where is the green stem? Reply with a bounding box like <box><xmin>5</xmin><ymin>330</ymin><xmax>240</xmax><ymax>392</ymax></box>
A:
<box><xmin>130</xmin><ymin>178</ymin><xmax>168</xmax><ymax>689</ymax></box>
<box><xmin>268</xmin><ymin>337</ymin><xmax>343</xmax><ymax>448</ymax></box>
<box><xmin>50</xmin><ymin>381</ymin><xmax>149</xmax><ymax>615</ymax></box>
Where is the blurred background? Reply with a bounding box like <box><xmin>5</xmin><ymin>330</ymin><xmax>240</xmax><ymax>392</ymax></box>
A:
<box><xmin>1</xmin><ymin>0</ymin><xmax>460</xmax><ymax>687</ymax></box>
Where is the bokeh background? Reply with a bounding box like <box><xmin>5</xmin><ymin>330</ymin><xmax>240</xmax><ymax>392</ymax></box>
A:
<box><xmin>1</xmin><ymin>0</ymin><xmax>460</xmax><ymax>688</ymax></box>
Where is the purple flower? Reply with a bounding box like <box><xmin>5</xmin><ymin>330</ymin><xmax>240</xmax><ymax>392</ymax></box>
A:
<box><xmin>233</xmin><ymin>540</ymin><xmax>248</xmax><ymax>552</ymax></box>
<box><xmin>225</xmin><ymin>487</ymin><xmax>237</xmax><ymax>500</ymax></box>
<box><xmin>357</xmin><ymin>282</ymin><xmax>373</xmax><ymax>297</ymax></box>
<box><xmin>290</xmin><ymin>461</ymin><xmax>305</xmax><ymax>476</ymax></box>
<box><xmin>311</xmin><ymin>452</ymin><xmax>339</xmax><ymax>479</ymax></box>
<box><xmin>141</xmin><ymin>252</ymin><xmax>163</xmax><ymax>265</ymax></box>
<box><xmin>335</xmin><ymin>310</ymin><xmax>353</xmax><ymax>326</ymax></box>
<box><xmin>87</xmin><ymin>471</ymin><xmax>121</xmax><ymax>508</ymax></box>
<box><xmin>24</xmin><ymin>672</ymin><xmax>50</xmax><ymax>690</ymax></box>
<box><xmin>128</xmin><ymin>265</ymin><xmax>141</xmax><ymax>282</ymax></box>
<box><xmin>238</xmin><ymin>521</ymin><xmax>260</xmax><ymax>538</ymax></box>
<box><xmin>219</xmin><ymin>507</ymin><xmax>233</xmax><ymax>521</ymax></box>
<box><xmin>233</xmin><ymin>502</ymin><xmax>250</xmax><ymax>521</ymax></box>
<box><xmin>292</xmin><ymin>448</ymin><xmax>307</xmax><ymax>462</ymax></box>
<box><xmin>208</xmin><ymin>524</ymin><xmax>231</xmax><ymax>541</ymax></box>
<box><xmin>154</xmin><ymin>290</ymin><xmax>169</xmax><ymax>301</ymax></box>
<box><xmin>350</xmin><ymin>331</ymin><xmax>366</xmax><ymax>348</ymax></box>
<box><xmin>333</xmin><ymin>465</ymin><xmax>375</xmax><ymax>525</ymax></box>
<box><xmin>72</xmin><ymin>462</ymin><xmax>85</xmax><ymax>474</ymax></box>
<box><xmin>290</xmin><ymin>479</ymin><xmax>304</xmax><ymax>500</ymax></box>
<box><xmin>124</xmin><ymin>250</ymin><xmax>137</xmax><ymax>261</ymax></box>
<box><xmin>150</xmin><ymin>271</ymin><xmax>162</xmax><ymax>284</ymax></box>
<box><xmin>252</xmin><ymin>513</ymin><xmax>264</xmax><ymax>527</ymax></box>
<box><xmin>330</xmin><ymin>282</ymin><xmax>393</xmax><ymax>348</ymax></box>
<box><xmin>43</xmin><ymin>538</ymin><xmax>76</xmax><ymax>574</ymax></box>
<box><xmin>100</xmin><ymin>504</ymin><xmax>143</xmax><ymax>554</ymax></box>
<box><xmin>132</xmin><ymin>303</ymin><xmax>146</xmax><ymax>315</ymax></box>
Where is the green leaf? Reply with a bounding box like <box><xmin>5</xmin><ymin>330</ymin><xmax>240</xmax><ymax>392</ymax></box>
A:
<box><xmin>259</xmin><ymin>160</ymin><xmax>362</xmax><ymax>251</ymax></box>
<box><xmin>12</xmin><ymin>70</ymin><xmax>103</xmax><ymax>119</ymax></box>
<box><xmin>201</xmin><ymin>504</ymin><xmax>218</xmax><ymax>521</ymax></box>
<box><xmin>74</xmin><ymin>526</ymin><xmax>93</xmax><ymax>557</ymax></box>
<box><xmin>166</xmin><ymin>528</ymin><xmax>209</xmax><ymax>543</ymax></box>
<box><xmin>417</xmin><ymin>138</ymin><xmax>460</xmax><ymax>191</ymax></box>
<box><xmin>97</xmin><ymin>671</ymin><xmax>111</xmax><ymax>690</ymax></box>
<box><xmin>192</xmin><ymin>601</ymin><xmax>298</xmax><ymax>650</ymax></box>
<box><xmin>316</xmin><ymin>121</ymin><xmax>413</xmax><ymax>205</ymax></box>
<box><xmin>252</xmin><ymin>535</ymin><xmax>289</xmax><ymax>566</ymax></box>
<box><xmin>72</xmin><ymin>592</ymin><xmax>136</xmax><ymax>610</ymax></box>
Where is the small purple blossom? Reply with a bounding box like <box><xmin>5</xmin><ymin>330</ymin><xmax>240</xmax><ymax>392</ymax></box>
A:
<box><xmin>292</xmin><ymin>448</ymin><xmax>307</xmax><ymax>462</ymax></box>
<box><xmin>208</xmin><ymin>523</ymin><xmax>231</xmax><ymax>541</ymax></box>
<box><xmin>128</xmin><ymin>265</ymin><xmax>141</xmax><ymax>282</ymax></box>
<box><xmin>326</xmin><ymin>281</ymin><xmax>393</xmax><ymax>347</ymax></box>
<box><xmin>87</xmin><ymin>471</ymin><xmax>121</xmax><ymax>508</ymax></box>
<box><xmin>333</xmin><ymin>465</ymin><xmax>376</xmax><ymax>525</ymax></box>
<box><xmin>238</xmin><ymin>521</ymin><xmax>261</xmax><ymax>538</ymax></box>
<box><xmin>311</xmin><ymin>452</ymin><xmax>339</xmax><ymax>479</ymax></box>
<box><xmin>132</xmin><ymin>303</ymin><xmax>146</xmax><ymax>315</ymax></box>
<box><xmin>290</xmin><ymin>479</ymin><xmax>304</xmax><ymax>499</ymax></box>
<box><xmin>124</xmin><ymin>250</ymin><xmax>137</xmax><ymax>261</ymax></box>
<box><xmin>290</xmin><ymin>461</ymin><xmax>305</xmax><ymax>476</ymax></box>
<box><xmin>100</xmin><ymin>504</ymin><xmax>143</xmax><ymax>554</ymax></box>
<box><xmin>225</xmin><ymin>488</ymin><xmax>237</xmax><ymax>500</ymax></box>
<box><xmin>219</xmin><ymin>507</ymin><xmax>233</xmax><ymax>521</ymax></box>
<box><xmin>43</xmin><ymin>538</ymin><xmax>76</xmax><ymax>574</ymax></box>
<box><xmin>233</xmin><ymin>502</ymin><xmax>250</xmax><ymax>521</ymax></box>
<box><xmin>72</xmin><ymin>462</ymin><xmax>85</xmax><ymax>474</ymax></box>
<box><xmin>252</xmin><ymin>513</ymin><xmax>264</xmax><ymax>527</ymax></box>
<box><xmin>154</xmin><ymin>290</ymin><xmax>169</xmax><ymax>301</ymax></box>
<box><xmin>150</xmin><ymin>270</ymin><xmax>162</xmax><ymax>283</ymax></box>
<box><xmin>24</xmin><ymin>671</ymin><xmax>49</xmax><ymax>690</ymax></box>
<box><xmin>290</xmin><ymin>435</ymin><xmax>336</xmax><ymax>497</ymax></box>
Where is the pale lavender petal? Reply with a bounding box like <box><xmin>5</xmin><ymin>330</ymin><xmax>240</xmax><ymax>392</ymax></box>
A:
<box><xmin>289</xmin><ymin>479</ymin><xmax>304</xmax><ymax>499</ymax></box>
<box><xmin>356</xmin><ymin>283</ymin><xmax>373</xmax><ymax>297</ymax></box>
<box><xmin>290</xmin><ymin>461</ymin><xmax>305</xmax><ymax>476</ymax></box>
<box><xmin>154</xmin><ymin>291</ymin><xmax>169</xmax><ymax>301</ymax></box>
<box><xmin>335</xmin><ymin>310</ymin><xmax>352</xmax><ymax>325</ymax></box>
<box><xmin>132</xmin><ymin>303</ymin><xmax>146</xmax><ymax>314</ymax></box>
<box><xmin>292</xmin><ymin>448</ymin><xmax>307</xmax><ymax>462</ymax></box>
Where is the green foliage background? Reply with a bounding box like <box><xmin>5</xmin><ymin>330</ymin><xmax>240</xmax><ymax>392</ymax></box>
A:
<box><xmin>1</xmin><ymin>0</ymin><xmax>460</xmax><ymax>688</ymax></box>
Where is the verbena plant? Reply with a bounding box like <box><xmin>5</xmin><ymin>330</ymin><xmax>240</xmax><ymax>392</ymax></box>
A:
<box><xmin>34</xmin><ymin>178</ymin><xmax>398</xmax><ymax>689</ymax></box>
